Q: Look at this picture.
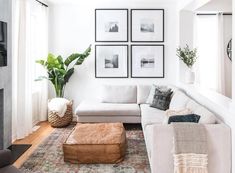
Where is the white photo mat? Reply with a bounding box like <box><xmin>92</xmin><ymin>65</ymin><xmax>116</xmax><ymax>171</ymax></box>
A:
<box><xmin>131</xmin><ymin>45</ymin><xmax>164</xmax><ymax>78</ymax></box>
<box><xmin>131</xmin><ymin>9</ymin><xmax>164</xmax><ymax>42</ymax></box>
<box><xmin>95</xmin><ymin>45</ymin><xmax>128</xmax><ymax>78</ymax></box>
<box><xmin>95</xmin><ymin>9</ymin><xmax>128</xmax><ymax>42</ymax></box>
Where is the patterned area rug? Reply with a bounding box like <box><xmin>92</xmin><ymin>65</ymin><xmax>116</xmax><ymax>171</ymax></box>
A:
<box><xmin>20</xmin><ymin>124</ymin><xmax>150</xmax><ymax>173</ymax></box>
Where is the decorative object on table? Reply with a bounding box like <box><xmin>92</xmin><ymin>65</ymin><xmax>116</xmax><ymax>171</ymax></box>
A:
<box><xmin>48</xmin><ymin>98</ymin><xmax>73</xmax><ymax>127</ymax></box>
<box><xmin>95</xmin><ymin>9</ymin><xmax>128</xmax><ymax>42</ymax></box>
<box><xmin>36</xmin><ymin>45</ymin><xmax>91</xmax><ymax>97</ymax></box>
<box><xmin>63</xmin><ymin>123</ymin><xmax>126</xmax><ymax>164</ymax></box>
<box><xmin>131</xmin><ymin>9</ymin><xmax>164</xmax><ymax>42</ymax></box>
<box><xmin>176</xmin><ymin>45</ymin><xmax>197</xmax><ymax>84</ymax></box>
<box><xmin>95</xmin><ymin>44</ymin><xmax>128</xmax><ymax>78</ymax></box>
<box><xmin>131</xmin><ymin>44</ymin><xmax>164</xmax><ymax>78</ymax></box>
<box><xmin>149</xmin><ymin>87</ymin><xmax>173</xmax><ymax>110</ymax></box>
<box><xmin>227</xmin><ymin>39</ymin><xmax>232</xmax><ymax>61</ymax></box>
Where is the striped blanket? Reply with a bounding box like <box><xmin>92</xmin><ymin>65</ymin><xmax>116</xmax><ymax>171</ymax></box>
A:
<box><xmin>172</xmin><ymin>123</ymin><xmax>208</xmax><ymax>173</ymax></box>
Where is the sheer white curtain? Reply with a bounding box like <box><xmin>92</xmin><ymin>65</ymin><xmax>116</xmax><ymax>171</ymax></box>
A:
<box><xmin>12</xmin><ymin>0</ymin><xmax>48</xmax><ymax>140</ymax></box>
<box><xmin>195</xmin><ymin>14</ymin><xmax>226</xmax><ymax>95</ymax></box>
<box><xmin>30</xmin><ymin>0</ymin><xmax>48</xmax><ymax>122</ymax></box>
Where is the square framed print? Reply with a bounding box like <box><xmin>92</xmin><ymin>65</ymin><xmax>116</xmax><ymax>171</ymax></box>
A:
<box><xmin>131</xmin><ymin>9</ymin><xmax>164</xmax><ymax>42</ymax></box>
<box><xmin>131</xmin><ymin>45</ymin><xmax>164</xmax><ymax>78</ymax></box>
<box><xmin>95</xmin><ymin>45</ymin><xmax>128</xmax><ymax>78</ymax></box>
<box><xmin>95</xmin><ymin>9</ymin><xmax>128</xmax><ymax>42</ymax></box>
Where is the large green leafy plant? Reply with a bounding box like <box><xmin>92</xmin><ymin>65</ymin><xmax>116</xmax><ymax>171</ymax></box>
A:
<box><xmin>36</xmin><ymin>45</ymin><xmax>91</xmax><ymax>97</ymax></box>
<box><xmin>176</xmin><ymin>45</ymin><xmax>198</xmax><ymax>69</ymax></box>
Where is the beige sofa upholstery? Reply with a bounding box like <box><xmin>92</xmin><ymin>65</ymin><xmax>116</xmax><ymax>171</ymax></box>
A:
<box><xmin>144</xmin><ymin>124</ymin><xmax>231</xmax><ymax>173</ymax></box>
<box><xmin>76</xmin><ymin>101</ymin><xmax>141</xmax><ymax>123</ymax></box>
<box><xmin>75</xmin><ymin>84</ymin><xmax>231</xmax><ymax>173</ymax></box>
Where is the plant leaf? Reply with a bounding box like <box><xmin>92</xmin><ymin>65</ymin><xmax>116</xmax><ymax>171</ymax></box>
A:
<box><xmin>36</xmin><ymin>60</ymin><xmax>45</xmax><ymax>66</ymax></box>
<box><xmin>64</xmin><ymin>68</ymin><xmax>74</xmax><ymax>83</ymax></box>
<box><xmin>64</xmin><ymin>53</ymin><xmax>81</xmax><ymax>66</ymax></box>
<box><xmin>35</xmin><ymin>76</ymin><xmax>48</xmax><ymax>81</ymax></box>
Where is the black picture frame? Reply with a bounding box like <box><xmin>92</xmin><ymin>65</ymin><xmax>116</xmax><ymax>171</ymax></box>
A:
<box><xmin>95</xmin><ymin>9</ymin><xmax>128</xmax><ymax>42</ymax></box>
<box><xmin>131</xmin><ymin>44</ymin><xmax>165</xmax><ymax>78</ymax></box>
<box><xmin>131</xmin><ymin>9</ymin><xmax>164</xmax><ymax>42</ymax></box>
<box><xmin>95</xmin><ymin>44</ymin><xmax>129</xmax><ymax>78</ymax></box>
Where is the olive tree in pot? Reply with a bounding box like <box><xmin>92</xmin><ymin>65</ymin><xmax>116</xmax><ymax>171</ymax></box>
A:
<box><xmin>176</xmin><ymin>45</ymin><xmax>198</xmax><ymax>84</ymax></box>
<box><xmin>36</xmin><ymin>45</ymin><xmax>91</xmax><ymax>97</ymax></box>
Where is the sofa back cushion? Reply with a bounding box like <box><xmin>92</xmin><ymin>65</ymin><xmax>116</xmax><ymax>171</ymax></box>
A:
<box><xmin>137</xmin><ymin>85</ymin><xmax>151</xmax><ymax>104</ymax></box>
<box><xmin>186</xmin><ymin>100</ymin><xmax>217</xmax><ymax>124</ymax></box>
<box><xmin>101</xmin><ymin>85</ymin><xmax>137</xmax><ymax>103</ymax></box>
<box><xmin>169</xmin><ymin>90</ymin><xmax>191</xmax><ymax>110</ymax></box>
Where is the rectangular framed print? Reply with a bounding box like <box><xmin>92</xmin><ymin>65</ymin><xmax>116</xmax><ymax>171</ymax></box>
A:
<box><xmin>131</xmin><ymin>45</ymin><xmax>164</xmax><ymax>78</ymax></box>
<box><xmin>95</xmin><ymin>45</ymin><xmax>128</xmax><ymax>78</ymax></box>
<box><xmin>131</xmin><ymin>9</ymin><xmax>164</xmax><ymax>42</ymax></box>
<box><xmin>95</xmin><ymin>9</ymin><xmax>128</xmax><ymax>42</ymax></box>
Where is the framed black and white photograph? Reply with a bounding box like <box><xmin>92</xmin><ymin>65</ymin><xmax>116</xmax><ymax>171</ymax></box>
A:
<box><xmin>95</xmin><ymin>9</ymin><xmax>128</xmax><ymax>42</ymax></box>
<box><xmin>131</xmin><ymin>45</ymin><xmax>164</xmax><ymax>78</ymax></box>
<box><xmin>131</xmin><ymin>9</ymin><xmax>164</xmax><ymax>42</ymax></box>
<box><xmin>95</xmin><ymin>45</ymin><xmax>128</xmax><ymax>78</ymax></box>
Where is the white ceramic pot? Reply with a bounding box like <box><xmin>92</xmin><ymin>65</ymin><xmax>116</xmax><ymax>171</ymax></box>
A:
<box><xmin>185</xmin><ymin>69</ymin><xmax>195</xmax><ymax>84</ymax></box>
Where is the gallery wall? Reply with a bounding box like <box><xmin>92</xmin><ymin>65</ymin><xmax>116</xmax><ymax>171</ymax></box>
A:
<box><xmin>48</xmin><ymin>0</ymin><xmax>179</xmax><ymax>106</ymax></box>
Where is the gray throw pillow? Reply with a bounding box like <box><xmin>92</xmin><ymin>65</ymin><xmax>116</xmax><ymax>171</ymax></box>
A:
<box><xmin>146</xmin><ymin>84</ymin><xmax>169</xmax><ymax>104</ymax></box>
<box><xmin>150</xmin><ymin>88</ymin><xmax>173</xmax><ymax>110</ymax></box>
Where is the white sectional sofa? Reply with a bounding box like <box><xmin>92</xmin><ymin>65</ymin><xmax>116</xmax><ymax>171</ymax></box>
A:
<box><xmin>75</xmin><ymin>84</ymin><xmax>231</xmax><ymax>173</ymax></box>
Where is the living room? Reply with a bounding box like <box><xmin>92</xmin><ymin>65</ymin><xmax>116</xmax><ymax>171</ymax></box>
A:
<box><xmin>0</xmin><ymin>0</ymin><xmax>235</xmax><ymax>172</ymax></box>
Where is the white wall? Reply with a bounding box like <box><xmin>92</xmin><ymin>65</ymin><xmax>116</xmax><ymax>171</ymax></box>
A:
<box><xmin>48</xmin><ymin>0</ymin><xmax>179</xmax><ymax>107</ymax></box>
<box><xmin>197</xmin><ymin>0</ymin><xmax>232</xmax><ymax>12</ymax></box>
<box><xmin>178</xmin><ymin>10</ymin><xmax>195</xmax><ymax>83</ymax></box>
<box><xmin>223</xmin><ymin>15</ymin><xmax>232</xmax><ymax>98</ymax></box>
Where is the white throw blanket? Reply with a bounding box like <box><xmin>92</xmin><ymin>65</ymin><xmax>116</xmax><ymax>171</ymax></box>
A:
<box><xmin>48</xmin><ymin>98</ymin><xmax>70</xmax><ymax>117</ymax></box>
<box><xmin>172</xmin><ymin>123</ymin><xmax>208</xmax><ymax>173</ymax></box>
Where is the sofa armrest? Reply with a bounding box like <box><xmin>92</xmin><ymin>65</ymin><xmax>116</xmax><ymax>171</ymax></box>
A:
<box><xmin>0</xmin><ymin>149</ymin><xmax>12</xmax><ymax>168</ymax></box>
<box><xmin>145</xmin><ymin>123</ymin><xmax>231</xmax><ymax>173</ymax></box>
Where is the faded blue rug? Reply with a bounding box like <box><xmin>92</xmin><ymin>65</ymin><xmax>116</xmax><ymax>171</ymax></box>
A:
<box><xmin>20</xmin><ymin>124</ymin><xmax>150</xmax><ymax>173</ymax></box>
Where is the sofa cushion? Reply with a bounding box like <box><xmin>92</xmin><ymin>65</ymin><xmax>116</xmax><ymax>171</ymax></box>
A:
<box><xmin>150</xmin><ymin>88</ymin><xmax>173</xmax><ymax>110</ymax></box>
<box><xmin>186</xmin><ymin>100</ymin><xmax>217</xmax><ymax>124</ymax></box>
<box><xmin>163</xmin><ymin>108</ymin><xmax>193</xmax><ymax>124</ymax></box>
<box><xmin>101</xmin><ymin>85</ymin><xmax>137</xmax><ymax>103</ymax></box>
<box><xmin>146</xmin><ymin>85</ymin><xmax>169</xmax><ymax>104</ymax></box>
<box><xmin>0</xmin><ymin>166</ymin><xmax>21</xmax><ymax>173</ymax></box>
<box><xmin>137</xmin><ymin>85</ymin><xmax>151</xmax><ymax>104</ymax></box>
<box><xmin>169</xmin><ymin>90</ymin><xmax>191</xmax><ymax>110</ymax></box>
<box><xmin>76</xmin><ymin>101</ymin><xmax>140</xmax><ymax>116</ymax></box>
<box><xmin>168</xmin><ymin>114</ymin><xmax>201</xmax><ymax>124</ymax></box>
<box><xmin>140</xmin><ymin>104</ymin><xmax>165</xmax><ymax>129</ymax></box>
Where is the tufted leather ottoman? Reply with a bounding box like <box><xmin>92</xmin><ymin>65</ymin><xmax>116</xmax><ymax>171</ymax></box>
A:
<box><xmin>63</xmin><ymin>123</ymin><xmax>126</xmax><ymax>164</ymax></box>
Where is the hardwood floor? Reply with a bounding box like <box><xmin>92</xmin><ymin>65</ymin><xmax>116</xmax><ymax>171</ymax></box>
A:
<box><xmin>13</xmin><ymin>121</ymin><xmax>54</xmax><ymax>168</ymax></box>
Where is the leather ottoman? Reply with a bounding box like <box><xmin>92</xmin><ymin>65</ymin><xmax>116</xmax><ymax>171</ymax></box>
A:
<box><xmin>63</xmin><ymin>123</ymin><xmax>126</xmax><ymax>164</ymax></box>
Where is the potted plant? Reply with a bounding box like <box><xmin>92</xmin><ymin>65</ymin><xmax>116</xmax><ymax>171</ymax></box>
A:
<box><xmin>176</xmin><ymin>45</ymin><xmax>198</xmax><ymax>84</ymax></box>
<box><xmin>36</xmin><ymin>45</ymin><xmax>91</xmax><ymax>97</ymax></box>
<box><xmin>35</xmin><ymin>45</ymin><xmax>91</xmax><ymax>127</ymax></box>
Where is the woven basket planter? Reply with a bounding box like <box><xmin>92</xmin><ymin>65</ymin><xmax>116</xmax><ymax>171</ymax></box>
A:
<box><xmin>48</xmin><ymin>100</ymin><xmax>73</xmax><ymax>128</ymax></box>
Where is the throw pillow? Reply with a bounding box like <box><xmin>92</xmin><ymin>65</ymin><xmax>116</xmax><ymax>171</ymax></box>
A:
<box><xmin>168</xmin><ymin>114</ymin><xmax>201</xmax><ymax>124</ymax></box>
<box><xmin>149</xmin><ymin>88</ymin><xmax>173</xmax><ymax>110</ymax></box>
<box><xmin>146</xmin><ymin>84</ymin><xmax>169</xmax><ymax>104</ymax></box>
<box><xmin>163</xmin><ymin>108</ymin><xmax>193</xmax><ymax>124</ymax></box>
